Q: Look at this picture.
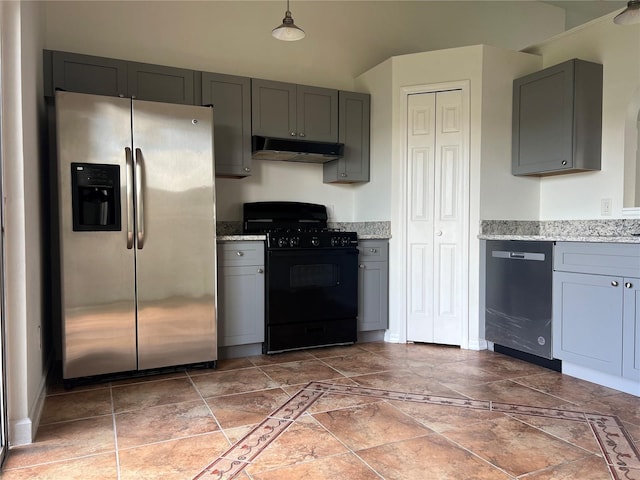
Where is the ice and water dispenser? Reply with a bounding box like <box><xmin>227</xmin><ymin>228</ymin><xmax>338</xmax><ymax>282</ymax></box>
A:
<box><xmin>71</xmin><ymin>163</ymin><xmax>121</xmax><ymax>231</ymax></box>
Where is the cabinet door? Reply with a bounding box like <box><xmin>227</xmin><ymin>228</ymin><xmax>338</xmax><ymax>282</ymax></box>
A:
<box><xmin>202</xmin><ymin>72</ymin><xmax>252</xmax><ymax>177</ymax></box>
<box><xmin>512</xmin><ymin>59</ymin><xmax>602</xmax><ymax>176</ymax></box>
<box><xmin>324</xmin><ymin>91</ymin><xmax>370</xmax><ymax>183</ymax></box>
<box><xmin>297</xmin><ymin>85</ymin><xmax>338</xmax><ymax>142</ymax></box>
<box><xmin>553</xmin><ymin>271</ymin><xmax>623</xmax><ymax>375</ymax></box>
<box><xmin>512</xmin><ymin>61</ymin><xmax>574</xmax><ymax>175</ymax></box>
<box><xmin>251</xmin><ymin>79</ymin><xmax>296</xmax><ymax>138</ymax></box>
<box><xmin>127</xmin><ymin>62</ymin><xmax>195</xmax><ymax>105</ymax></box>
<box><xmin>218</xmin><ymin>265</ymin><xmax>265</xmax><ymax>347</ymax></box>
<box><xmin>623</xmin><ymin>278</ymin><xmax>640</xmax><ymax>381</ymax></box>
<box><xmin>357</xmin><ymin>241</ymin><xmax>388</xmax><ymax>331</ymax></box>
<box><xmin>51</xmin><ymin>51</ymin><xmax>127</xmax><ymax>98</ymax></box>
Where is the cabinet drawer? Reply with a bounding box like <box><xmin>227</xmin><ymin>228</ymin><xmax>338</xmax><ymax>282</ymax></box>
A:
<box><xmin>554</xmin><ymin>242</ymin><xmax>640</xmax><ymax>278</ymax></box>
<box><xmin>358</xmin><ymin>240</ymin><xmax>388</xmax><ymax>262</ymax></box>
<box><xmin>218</xmin><ymin>241</ymin><xmax>264</xmax><ymax>267</ymax></box>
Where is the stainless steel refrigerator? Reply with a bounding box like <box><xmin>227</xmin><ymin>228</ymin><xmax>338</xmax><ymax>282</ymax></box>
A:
<box><xmin>55</xmin><ymin>91</ymin><xmax>217</xmax><ymax>380</ymax></box>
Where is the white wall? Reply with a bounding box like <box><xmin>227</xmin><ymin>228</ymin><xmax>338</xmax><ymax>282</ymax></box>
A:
<box><xmin>2</xmin><ymin>0</ymin><xmax>47</xmax><ymax>445</ymax></box>
<box><xmin>42</xmin><ymin>0</ymin><xmax>568</xmax><ymax>222</ymax></box>
<box><xmin>479</xmin><ymin>46</ymin><xmax>542</xmax><ymax>220</ymax></box>
<box><xmin>355</xmin><ymin>45</ymin><xmax>541</xmax><ymax>347</ymax></box>
<box><xmin>526</xmin><ymin>15</ymin><xmax>640</xmax><ymax>219</ymax></box>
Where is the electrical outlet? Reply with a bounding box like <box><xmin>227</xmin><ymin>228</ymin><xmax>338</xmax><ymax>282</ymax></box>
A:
<box><xmin>601</xmin><ymin>198</ymin><xmax>612</xmax><ymax>216</ymax></box>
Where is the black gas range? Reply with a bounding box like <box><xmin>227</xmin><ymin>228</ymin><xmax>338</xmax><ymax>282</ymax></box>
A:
<box><xmin>243</xmin><ymin>202</ymin><xmax>359</xmax><ymax>354</ymax></box>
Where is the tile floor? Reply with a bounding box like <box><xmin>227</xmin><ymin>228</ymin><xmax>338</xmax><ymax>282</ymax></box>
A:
<box><xmin>2</xmin><ymin>342</ymin><xmax>640</xmax><ymax>479</ymax></box>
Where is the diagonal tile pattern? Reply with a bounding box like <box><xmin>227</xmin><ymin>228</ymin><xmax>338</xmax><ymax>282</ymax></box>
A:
<box><xmin>3</xmin><ymin>342</ymin><xmax>639</xmax><ymax>480</ymax></box>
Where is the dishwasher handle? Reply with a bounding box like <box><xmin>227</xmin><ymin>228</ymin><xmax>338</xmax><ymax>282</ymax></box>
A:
<box><xmin>491</xmin><ymin>250</ymin><xmax>546</xmax><ymax>261</ymax></box>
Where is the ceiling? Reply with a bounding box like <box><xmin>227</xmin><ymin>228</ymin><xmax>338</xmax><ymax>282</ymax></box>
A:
<box><xmin>542</xmin><ymin>1</ymin><xmax>627</xmax><ymax>29</ymax></box>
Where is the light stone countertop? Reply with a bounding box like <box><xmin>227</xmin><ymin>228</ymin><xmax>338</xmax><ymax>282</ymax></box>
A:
<box><xmin>479</xmin><ymin>219</ymin><xmax>640</xmax><ymax>244</ymax></box>
<box><xmin>478</xmin><ymin>234</ymin><xmax>640</xmax><ymax>244</ymax></box>
<box><xmin>217</xmin><ymin>235</ymin><xmax>266</xmax><ymax>242</ymax></box>
<box><xmin>216</xmin><ymin>221</ymin><xmax>391</xmax><ymax>241</ymax></box>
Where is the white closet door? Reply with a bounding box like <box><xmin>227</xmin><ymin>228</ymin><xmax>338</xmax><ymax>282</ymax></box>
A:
<box><xmin>406</xmin><ymin>89</ymin><xmax>464</xmax><ymax>345</ymax></box>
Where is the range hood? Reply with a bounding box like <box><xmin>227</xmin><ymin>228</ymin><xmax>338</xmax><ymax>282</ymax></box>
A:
<box><xmin>251</xmin><ymin>135</ymin><xmax>344</xmax><ymax>163</ymax></box>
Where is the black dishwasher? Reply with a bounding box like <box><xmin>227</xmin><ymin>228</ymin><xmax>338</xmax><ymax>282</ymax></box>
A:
<box><xmin>485</xmin><ymin>240</ymin><xmax>555</xmax><ymax>361</ymax></box>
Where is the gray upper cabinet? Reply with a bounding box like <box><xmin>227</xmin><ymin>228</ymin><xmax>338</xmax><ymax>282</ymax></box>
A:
<box><xmin>202</xmin><ymin>72</ymin><xmax>252</xmax><ymax>178</ymax></box>
<box><xmin>45</xmin><ymin>50</ymin><xmax>197</xmax><ymax>105</ymax></box>
<box><xmin>512</xmin><ymin>58</ymin><xmax>602</xmax><ymax>176</ymax></box>
<box><xmin>324</xmin><ymin>91</ymin><xmax>371</xmax><ymax>183</ymax></box>
<box><xmin>48</xmin><ymin>50</ymin><xmax>127</xmax><ymax>98</ymax></box>
<box><xmin>251</xmin><ymin>79</ymin><xmax>338</xmax><ymax>142</ymax></box>
<box><xmin>127</xmin><ymin>62</ymin><xmax>196</xmax><ymax>105</ymax></box>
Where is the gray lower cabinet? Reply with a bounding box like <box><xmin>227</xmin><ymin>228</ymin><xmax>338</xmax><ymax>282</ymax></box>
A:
<box><xmin>512</xmin><ymin>58</ymin><xmax>602</xmax><ymax>176</ymax></box>
<box><xmin>553</xmin><ymin>242</ymin><xmax>640</xmax><ymax>382</ymax></box>
<box><xmin>553</xmin><ymin>271</ymin><xmax>623</xmax><ymax>375</ymax></box>
<box><xmin>324</xmin><ymin>91</ymin><xmax>371</xmax><ymax>183</ymax></box>
<box><xmin>217</xmin><ymin>242</ymin><xmax>265</xmax><ymax>347</ymax></box>
<box><xmin>623</xmin><ymin>279</ymin><xmax>640</xmax><ymax>381</ymax></box>
<box><xmin>202</xmin><ymin>72</ymin><xmax>252</xmax><ymax>177</ymax></box>
<box><xmin>251</xmin><ymin>79</ymin><xmax>338</xmax><ymax>142</ymax></box>
<box><xmin>45</xmin><ymin>50</ymin><xmax>197</xmax><ymax>105</ymax></box>
<box><xmin>357</xmin><ymin>240</ymin><xmax>389</xmax><ymax>331</ymax></box>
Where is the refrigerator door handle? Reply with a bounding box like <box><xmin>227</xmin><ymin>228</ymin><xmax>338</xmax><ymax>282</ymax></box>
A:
<box><xmin>135</xmin><ymin>147</ymin><xmax>145</xmax><ymax>249</ymax></box>
<box><xmin>125</xmin><ymin>147</ymin><xmax>134</xmax><ymax>249</ymax></box>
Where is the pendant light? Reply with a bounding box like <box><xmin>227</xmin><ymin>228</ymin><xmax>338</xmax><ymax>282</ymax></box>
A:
<box><xmin>272</xmin><ymin>0</ymin><xmax>305</xmax><ymax>41</ymax></box>
<box><xmin>614</xmin><ymin>0</ymin><xmax>640</xmax><ymax>25</ymax></box>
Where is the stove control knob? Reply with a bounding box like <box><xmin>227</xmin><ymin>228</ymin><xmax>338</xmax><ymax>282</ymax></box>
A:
<box><xmin>342</xmin><ymin>237</ymin><xmax>350</xmax><ymax>246</ymax></box>
<box><xmin>330</xmin><ymin>237</ymin><xmax>339</xmax><ymax>247</ymax></box>
<box><xmin>278</xmin><ymin>237</ymin><xmax>288</xmax><ymax>248</ymax></box>
<box><xmin>311</xmin><ymin>237</ymin><xmax>320</xmax><ymax>247</ymax></box>
<box><xmin>290</xmin><ymin>237</ymin><xmax>299</xmax><ymax>247</ymax></box>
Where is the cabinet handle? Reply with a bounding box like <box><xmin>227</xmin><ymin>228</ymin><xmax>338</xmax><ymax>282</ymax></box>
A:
<box><xmin>244</xmin><ymin>167</ymin><xmax>251</xmax><ymax>172</ymax></box>
<box><xmin>299</xmin><ymin>132</ymin><xmax>305</xmax><ymax>137</ymax></box>
<box><xmin>369</xmin><ymin>248</ymin><xmax>377</xmax><ymax>253</ymax></box>
<box><xmin>561</xmin><ymin>160</ymin><xmax>567</xmax><ymax>166</ymax></box>
<box><xmin>340</xmin><ymin>173</ymin><xmax>347</xmax><ymax>177</ymax></box>
<box><xmin>435</xmin><ymin>230</ymin><xmax>443</xmax><ymax>236</ymax></box>
<box><xmin>290</xmin><ymin>131</ymin><xmax>297</xmax><ymax>136</ymax></box>
<box><xmin>359</xmin><ymin>264</ymin><xmax>366</xmax><ymax>269</ymax></box>
<box><xmin>236</xmin><ymin>251</ymin><xmax>244</xmax><ymax>256</ymax></box>
<box><xmin>625</xmin><ymin>282</ymin><xmax>633</xmax><ymax>289</ymax></box>
<box><xmin>257</xmin><ymin>268</ymin><xmax>264</xmax><ymax>274</ymax></box>
<box><xmin>611</xmin><ymin>280</ymin><xmax>619</xmax><ymax>287</ymax></box>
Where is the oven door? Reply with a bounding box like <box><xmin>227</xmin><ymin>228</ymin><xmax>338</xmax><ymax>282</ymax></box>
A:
<box><xmin>266</xmin><ymin>248</ymin><xmax>358</xmax><ymax>325</ymax></box>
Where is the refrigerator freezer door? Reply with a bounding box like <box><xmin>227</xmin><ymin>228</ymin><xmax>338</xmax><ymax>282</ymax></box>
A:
<box><xmin>56</xmin><ymin>92</ymin><xmax>137</xmax><ymax>379</ymax></box>
<box><xmin>132</xmin><ymin>100</ymin><xmax>217</xmax><ymax>370</ymax></box>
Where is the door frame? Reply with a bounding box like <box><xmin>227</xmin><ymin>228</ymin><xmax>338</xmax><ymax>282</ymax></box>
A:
<box><xmin>0</xmin><ymin>76</ymin><xmax>7</xmax><ymax>466</ymax></box>
<box><xmin>392</xmin><ymin>80</ymin><xmax>470</xmax><ymax>348</ymax></box>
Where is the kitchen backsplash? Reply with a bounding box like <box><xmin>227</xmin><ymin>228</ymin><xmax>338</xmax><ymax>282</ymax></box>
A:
<box><xmin>481</xmin><ymin>219</ymin><xmax>640</xmax><ymax>237</ymax></box>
